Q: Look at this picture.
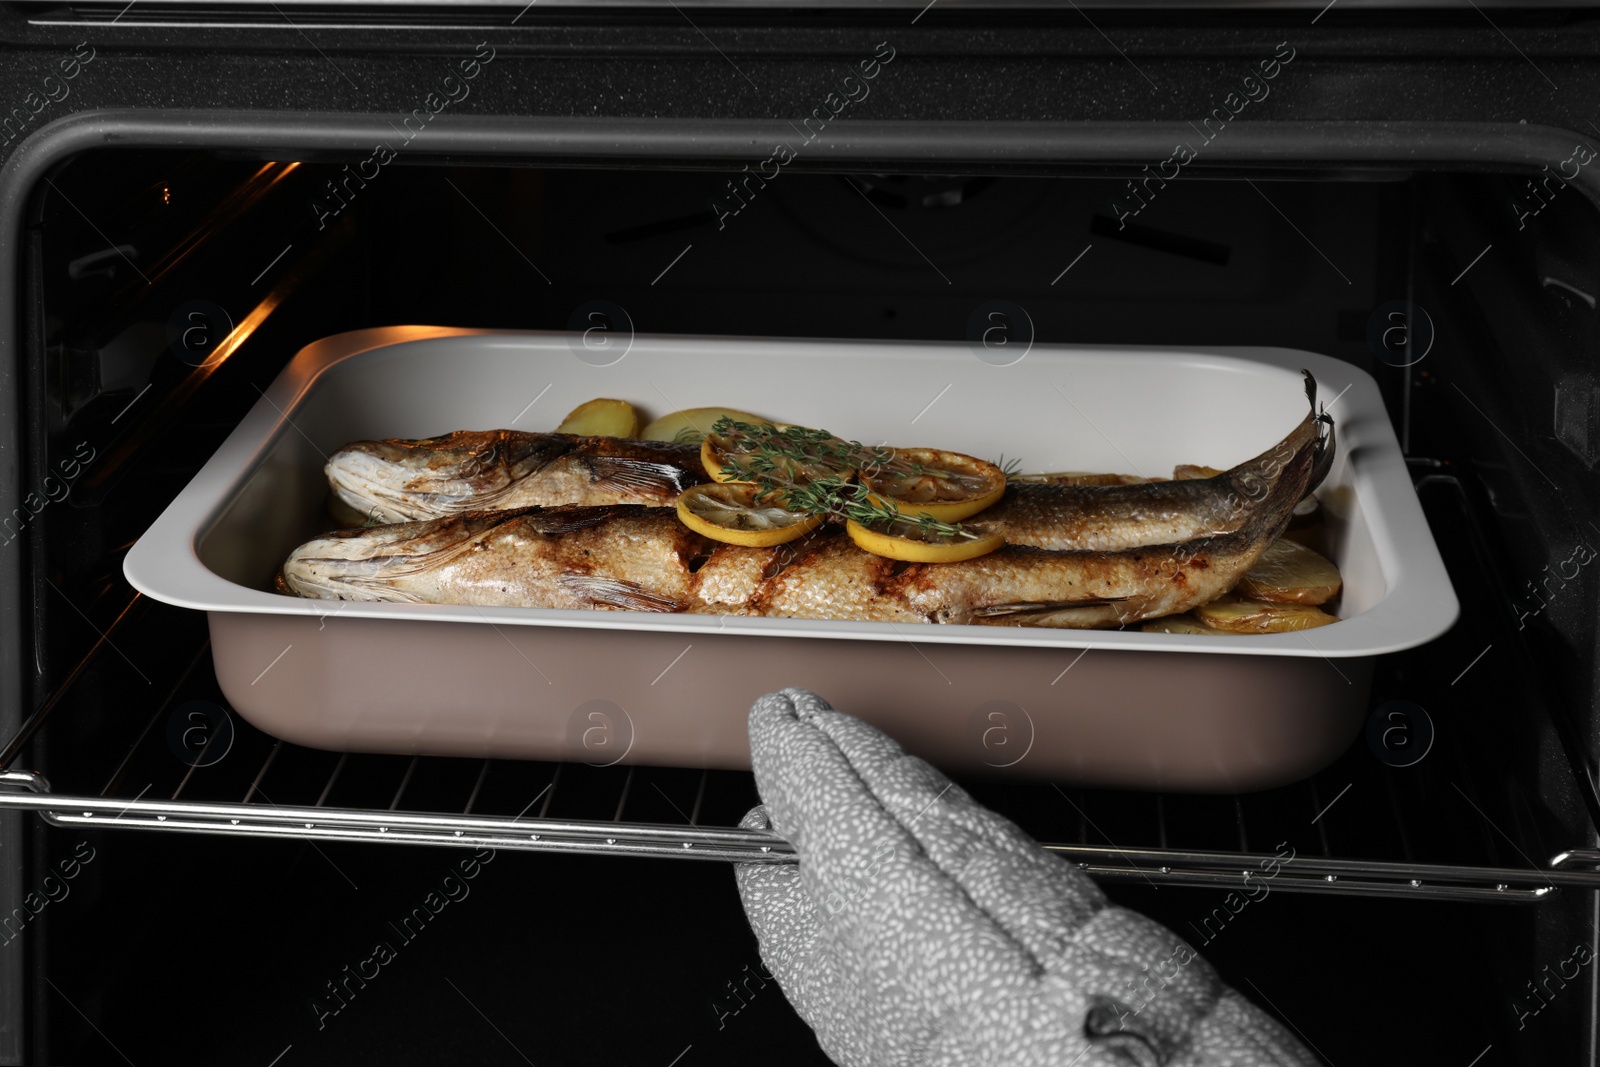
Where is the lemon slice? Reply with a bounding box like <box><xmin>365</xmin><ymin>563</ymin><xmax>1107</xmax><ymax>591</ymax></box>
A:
<box><xmin>845</xmin><ymin>517</ymin><xmax>1004</xmax><ymax>563</ymax></box>
<box><xmin>676</xmin><ymin>483</ymin><xmax>823</xmax><ymax>547</ymax></box>
<box><xmin>701</xmin><ymin>433</ymin><xmax>744</xmax><ymax>483</ymax></box>
<box><xmin>701</xmin><ymin>426</ymin><xmax>847</xmax><ymax>485</ymax></box>
<box><xmin>861</xmin><ymin>448</ymin><xmax>1006</xmax><ymax>522</ymax></box>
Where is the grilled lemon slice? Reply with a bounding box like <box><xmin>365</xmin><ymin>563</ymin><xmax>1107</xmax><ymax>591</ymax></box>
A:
<box><xmin>676</xmin><ymin>483</ymin><xmax>823</xmax><ymax>547</ymax></box>
<box><xmin>860</xmin><ymin>448</ymin><xmax>1006</xmax><ymax>522</ymax></box>
<box><xmin>701</xmin><ymin>426</ymin><xmax>845</xmax><ymax>485</ymax></box>
<box><xmin>845</xmin><ymin>517</ymin><xmax>1005</xmax><ymax>563</ymax></box>
<box><xmin>701</xmin><ymin>433</ymin><xmax>745</xmax><ymax>483</ymax></box>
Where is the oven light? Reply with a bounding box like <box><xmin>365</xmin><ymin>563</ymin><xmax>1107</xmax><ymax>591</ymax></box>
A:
<box><xmin>196</xmin><ymin>289</ymin><xmax>281</xmax><ymax>378</ymax></box>
<box><xmin>161</xmin><ymin>184</ymin><xmax>170</xmax><ymax>206</ymax></box>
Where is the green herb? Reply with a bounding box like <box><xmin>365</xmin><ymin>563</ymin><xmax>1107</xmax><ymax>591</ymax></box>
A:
<box><xmin>709</xmin><ymin>418</ymin><xmax>985</xmax><ymax>541</ymax></box>
<box><xmin>996</xmin><ymin>454</ymin><xmax>1024</xmax><ymax>479</ymax></box>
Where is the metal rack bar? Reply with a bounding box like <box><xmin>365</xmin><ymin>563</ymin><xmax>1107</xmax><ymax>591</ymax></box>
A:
<box><xmin>316</xmin><ymin>753</ymin><xmax>347</xmax><ymax>807</ymax></box>
<box><xmin>538</xmin><ymin>763</ymin><xmax>562</xmax><ymax>819</ymax></box>
<box><xmin>389</xmin><ymin>756</ymin><xmax>419</xmax><ymax>812</ymax></box>
<box><xmin>689</xmin><ymin>769</ymin><xmax>708</xmax><ymax>826</ymax></box>
<box><xmin>612</xmin><ymin>765</ymin><xmax>636</xmax><ymax>822</ymax></box>
<box><xmin>1</xmin><ymin>770</ymin><xmax>1592</xmax><ymax>900</ymax></box>
<box><xmin>463</xmin><ymin>760</ymin><xmax>491</xmax><ymax>815</ymax></box>
<box><xmin>242</xmin><ymin>742</ymin><xmax>280</xmax><ymax>804</ymax></box>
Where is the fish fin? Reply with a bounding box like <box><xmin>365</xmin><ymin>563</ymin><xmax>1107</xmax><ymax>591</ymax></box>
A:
<box><xmin>587</xmin><ymin>456</ymin><xmax>693</xmax><ymax>496</ymax></box>
<box><xmin>559</xmin><ymin>574</ymin><xmax>685</xmax><ymax>613</ymax></box>
<box><xmin>967</xmin><ymin>597</ymin><xmax>1128</xmax><ymax>619</ymax></box>
<box><xmin>524</xmin><ymin>506</ymin><xmax>629</xmax><ymax>535</ymax></box>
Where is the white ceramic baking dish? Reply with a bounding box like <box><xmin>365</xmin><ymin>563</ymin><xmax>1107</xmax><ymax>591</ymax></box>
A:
<box><xmin>124</xmin><ymin>327</ymin><xmax>1456</xmax><ymax>792</ymax></box>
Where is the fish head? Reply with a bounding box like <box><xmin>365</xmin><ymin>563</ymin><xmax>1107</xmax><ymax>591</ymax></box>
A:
<box><xmin>281</xmin><ymin>506</ymin><xmax>650</xmax><ymax>603</ymax></box>
<box><xmin>280</xmin><ymin>513</ymin><xmax>499</xmax><ymax>601</ymax></box>
<box><xmin>325</xmin><ymin>430</ymin><xmax>565</xmax><ymax>523</ymax></box>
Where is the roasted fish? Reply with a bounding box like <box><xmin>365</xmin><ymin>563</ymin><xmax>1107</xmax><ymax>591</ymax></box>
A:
<box><xmin>281</xmin><ymin>505</ymin><xmax>706</xmax><ymax>610</ymax></box>
<box><xmin>284</xmin><ymin>391</ymin><xmax>1329</xmax><ymax>628</ymax></box>
<box><xmin>326</xmin><ymin>376</ymin><xmax>1333</xmax><ymax>561</ymax></box>
<box><xmin>989</xmin><ymin>382</ymin><xmax>1332</xmax><ymax>552</ymax></box>
<box><xmin>325</xmin><ymin>430</ymin><xmax>705</xmax><ymax>524</ymax></box>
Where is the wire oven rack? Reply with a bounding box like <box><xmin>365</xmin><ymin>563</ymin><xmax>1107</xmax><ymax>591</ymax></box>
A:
<box><xmin>2</xmin><ymin>467</ymin><xmax>1598</xmax><ymax>903</ymax></box>
<box><xmin>1</xmin><ymin>614</ymin><xmax>1597</xmax><ymax>904</ymax></box>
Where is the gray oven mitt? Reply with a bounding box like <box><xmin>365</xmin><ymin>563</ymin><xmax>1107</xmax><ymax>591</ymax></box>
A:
<box><xmin>733</xmin><ymin>688</ymin><xmax>1319</xmax><ymax>1067</ymax></box>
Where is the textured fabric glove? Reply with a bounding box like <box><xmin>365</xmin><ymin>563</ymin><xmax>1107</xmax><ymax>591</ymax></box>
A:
<box><xmin>734</xmin><ymin>688</ymin><xmax>1319</xmax><ymax>1067</ymax></box>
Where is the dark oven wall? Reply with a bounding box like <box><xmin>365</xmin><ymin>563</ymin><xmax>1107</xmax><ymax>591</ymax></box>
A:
<box><xmin>2</xmin><ymin>5</ymin><xmax>1600</xmax><ymax>1066</ymax></box>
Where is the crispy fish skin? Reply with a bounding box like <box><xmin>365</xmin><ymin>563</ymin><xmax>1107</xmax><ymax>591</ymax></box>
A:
<box><xmin>989</xmin><ymin>405</ymin><xmax>1323</xmax><ymax>552</ymax></box>
<box><xmin>326</xmin><ymin>430</ymin><xmax>705</xmax><ymax>524</ymax></box>
<box><xmin>743</xmin><ymin>538</ymin><xmax>927</xmax><ymax>624</ymax></box>
<box><xmin>283</xmin><ymin>505</ymin><xmax>707</xmax><ymax>611</ymax></box>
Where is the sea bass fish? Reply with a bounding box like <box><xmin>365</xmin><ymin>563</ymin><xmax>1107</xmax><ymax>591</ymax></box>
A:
<box><xmin>325</xmin><ymin>430</ymin><xmax>705</xmax><ymax>524</ymax></box>
<box><xmin>745</xmin><ymin>422</ymin><xmax>1321</xmax><ymax>626</ymax></box>
<box><xmin>325</xmin><ymin>375</ymin><xmax>1333</xmax><ymax>559</ymax></box>
<box><xmin>989</xmin><ymin>374</ymin><xmax>1333</xmax><ymax>553</ymax></box>
<box><xmin>284</xmin><ymin>393</ymin><xmax>1328</xmax><ymax>626</ymax></box>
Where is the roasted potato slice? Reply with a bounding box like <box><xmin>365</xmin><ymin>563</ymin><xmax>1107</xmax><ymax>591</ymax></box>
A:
<box><xmin>1195</xmin><ymin>597</ymin><xmax>1338</xmax><ymax>633</ymax></box>
<box><xmin>1235</xmin><ymin>538</ymin><xmax>1342</xmax><ymax>605</ymax></box>
<box><xmin>557</xmin><ymin>397</ymin><xmax>639</xmax><ymax>438</ymax></box>
<box><xmin>1174</xmin><ymin>464</ymin><xmax>1225</xmax><ymax>480</ymax></box>
<box><xmin>1141</xmin><ymin>613</ymin><xmax>1233</xmax><ymax>635</ymax></box>
<box><xmin>641</xmin><ymin>406</ymin><xmax>771</xmax><ymax>443</ymax></box>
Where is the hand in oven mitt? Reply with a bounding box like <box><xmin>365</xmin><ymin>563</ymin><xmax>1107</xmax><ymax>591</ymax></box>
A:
<box><xmin>733</xmin><ymin>688</ymin><xmax>1319</xmax><ymax>1067</ymax></box>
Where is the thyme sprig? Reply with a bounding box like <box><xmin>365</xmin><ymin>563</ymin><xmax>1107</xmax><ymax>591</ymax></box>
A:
<box><xmin>708</xmin><ymin>418</ymin><xmax>986</xmax><ymax>541</ymax></box>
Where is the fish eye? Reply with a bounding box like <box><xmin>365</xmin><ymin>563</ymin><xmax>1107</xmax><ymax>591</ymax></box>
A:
<box><xmin>1083</xmin><ymin>996</ymin><xmax>1165</xmax><ymax>1067</ymax></box>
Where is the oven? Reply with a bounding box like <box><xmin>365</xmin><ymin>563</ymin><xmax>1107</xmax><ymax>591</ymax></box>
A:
<box><xmin>0</xmin><ymin>1</ymin><xmax>1596</xmax><ymax>1063</ymax></box>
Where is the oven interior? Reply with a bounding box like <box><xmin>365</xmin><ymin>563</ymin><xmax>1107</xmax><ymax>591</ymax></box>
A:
<box><xmin>4</xmin><ymin>147</ymin><xmax>1599</xmax><ymax>1064</ymax></box>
